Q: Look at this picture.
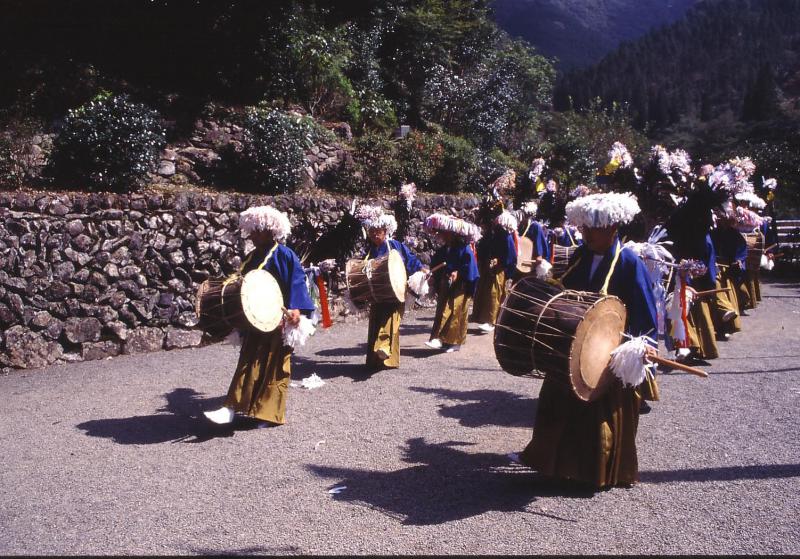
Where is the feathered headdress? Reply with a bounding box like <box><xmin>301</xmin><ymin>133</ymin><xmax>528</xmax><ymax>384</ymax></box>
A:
<box><xmin>564</xmin><ymin>192</ymin><xmax>641</xmax><ymax>229</ymax></box>
<box><xmin>734</xmin><ymin>191</ymin><xmax>766</xmax><ymax>210</ymax></box>
<box><xmin>356</xmin><ymin>204</ymin><xmax>397</xmax><ymax>237</ymax></box>
<box><xmin>424</xmin><ymin>213</ymin><xmax>481</xmax><ymax>242</ymax></box>
<box><xmin>520</xmin><ymin>200</ymin><xmax>538</xmax><ymax>216</ymax></box>
<box><xmin>495</xmin><ymin>210</ymin><xmax>519</xmax><ymax>233</ymax></box>
<box><xmin>239</xmin><ymin>205</ymin><xmax>292</xmax><ymax>242</ymax></box>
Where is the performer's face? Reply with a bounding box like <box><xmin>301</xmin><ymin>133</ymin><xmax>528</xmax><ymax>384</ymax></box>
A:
<box><xmin>581</xmin><ymin>225</ymin><xmax>617</xmax><ymax>254</ymax></box>
<box><xmin>368</xmin><ymin>227</ymin><xmax>387</xmax><ymax>246</ymax></box>
<box><xmin>250</xmin><ymin>230</ymin><xmax>274</xmax><ymax>248</ymax></box>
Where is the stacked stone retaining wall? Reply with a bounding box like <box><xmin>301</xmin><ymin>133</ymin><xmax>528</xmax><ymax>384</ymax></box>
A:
<box><xmin>0</xmin><ymin>189</ymin><xmax>479</xmax><ymax>370</ymax></box>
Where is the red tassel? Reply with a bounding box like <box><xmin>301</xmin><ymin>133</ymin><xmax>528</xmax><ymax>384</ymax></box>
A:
<box><xmin>316</xmin><ymin>274</ymin><xmax>332</xmax><ymax>329</ymax></box>
<box><xmin>470</xmin><ymin>242</ymin><xmax>478</xmax><ymax>267</ymax></box>
<box><xmin>512</xmin><ymin>231</ymin><xmax>519</xmax><ymax>257</ymax></box>
<box><xmin>678</xmin><ymin>280</ymin><xmax>690</xmax><ymax>348</ymax></box>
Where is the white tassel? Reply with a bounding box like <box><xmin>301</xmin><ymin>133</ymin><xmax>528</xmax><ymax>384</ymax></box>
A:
<box><xmin>282</xmin><ymin>315</ymin><xmax>315</xmax><ymax>349</ymax></box>
<box><xmin>535</xmin><ymin>259</ymin><xmax>552</xmax><ymax>280</ymax></box>
<box><xmin>609</xmin><ymin>335</ymin><xmax>656</xmax><ymax>388</ymax></box>
<box><xmin>407</xmin><ymin>270</ymin><xmax>430</xmax><ymax>298</ymax></box>
<box><xmin>224</xmin><ymin>329</ymin><xmax>243</xmax><ymax>347</ymax></box>
<box><xmin>300</xmin><ymin>373</ymin><xmax>325</xmax><ymax>389</ymax></box>
<box><xmin>666</xmin><ymin>275</ymin><xmax>690</xmax><ymax>346</ymax></box>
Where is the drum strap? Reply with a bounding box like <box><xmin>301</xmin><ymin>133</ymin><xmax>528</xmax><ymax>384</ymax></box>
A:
<box><xmin>599</xmin><ymin>241</ymin><xmax>622</xmax><ymax>296</ymax></box>
<box><xmin>558</xmin><ymin>240</ymin><xmax>621</xmax><ymax>294</ymax></box>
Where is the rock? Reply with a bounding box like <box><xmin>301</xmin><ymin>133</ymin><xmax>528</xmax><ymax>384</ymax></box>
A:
<box><xmin>0</xmin><ymin>303</ymin><xmax>15</xmax><ymax>325</ymax></box>
<box><xmin>63</xmin><ymin>317</ymin><xmax>102</xmax><ymax>344</ymax></box>
<box><xmin>4</xmin><ymin>325</ymin><xmax>63</xmax><ymax>369</ymax></box>
<box><xmin>48</xmin><ymin>281</ymin><xmax>71</xmax><ymax>300</ymax></box>
<box><xmin>82</xmin><ymin>340</ymin><xmax>121</xmax><ymax>361</ymax></box>
<box><xmin>123</xmin><ymin>327</ymin><xmax>164</xmax><ymax>354</ymax></box>
<box><xmin>30</xmin><ymin>311</ymin><xmax>55</xmax><ymax>329</ymax></box>
<box><xmin>176</xmin><ymin>310</ymin><xmax>199</xmax><ymax>328</ymax></box>
<box><xmin>105</xmin><ymin>321</ymin><xmax>128</xmax><ymax>341</ymax></box>
<box><xmin>2</xmin><ymin>276</ymin><xmax>28</xmax><ymax>293</ymax></box>
<box><xmin>158</xmin><ymin>160</ymin><xmax>176</xmax><ymax>176</ymax></box>
<box><xmin>42</xmin><ymin>318</ymin><xmax>64</xmax><ymax>340</ymax></box>
<box><xmin>53</xmin><ymin>261</ymin><xmax>76</xmax><ymax>282</ymax></box>
<box><xmin>164</xmin><ymin>327</ymin><xmax>203</xmax><ymax>349</ymax></box>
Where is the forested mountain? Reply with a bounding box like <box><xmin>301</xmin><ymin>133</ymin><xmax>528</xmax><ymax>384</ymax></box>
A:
<box><xmin>492</xmin><ymin>0</ymin><xmax>698</xmax><ymax>69</ymax></box>
<box><xmin>554</xmin><ymin>0</ymin><xmax>800</xmax><ymax>134</ymax></box>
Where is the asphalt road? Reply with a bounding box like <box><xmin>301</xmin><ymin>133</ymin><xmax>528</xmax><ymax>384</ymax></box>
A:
<box><xmin>1</xmin><ymin>279</ymin><xmax>799</xmax><ymax>555</ymax></box>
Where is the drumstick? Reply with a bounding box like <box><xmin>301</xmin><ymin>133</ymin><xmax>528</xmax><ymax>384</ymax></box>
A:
<box><xmin>764</xmin><ymin>243</ymin><xmax>778</xmax><ymax>252</ymax></box>
<box><xmin>647</xmin><ymin>354</ymin><xmax>708</xmax><ymax>377</ymax></box>
<box><xmin>692</xmin><ymin>287</ymin><xmax>731</xmax><ymax>298</ymax></box>
<box><xmin>428</xmin><ymin>262</ymin><xmax>447</xmax><ymax>275</ymax></box>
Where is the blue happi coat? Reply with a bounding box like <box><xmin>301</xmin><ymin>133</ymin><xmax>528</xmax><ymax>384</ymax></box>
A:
<box><xmin>561</xmin><ymin>239</ymin><xmax>658</xmax><ymax>339</ymax></box>
<box><xmin>711</xmin><ymin>227</ymin><xmax>747</xmax><ymax>279</ymax></box>
<box><xmin>364</xmin><ymin>239</ymin><xmax>423</xmax><ymax>275</ymax></box>
<box><xmin>520</xmin><ymin>219</ymin><xmax>551</xmax><ymax>260</ymax></box>
<box><xmin>431</xmin><ymin>241</ymin><xmax>480</xmax><ymax>296</ymax></box>
<box><xmin>476</xmin><ymin>227</ymin><xmax>517</xmax><ymax>277</ymax></box>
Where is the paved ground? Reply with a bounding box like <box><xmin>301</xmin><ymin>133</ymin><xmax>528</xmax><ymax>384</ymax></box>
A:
<box><xmin>1</xmin><ymin>279</ymin><xmax>799</xmax><ymax>555</ymax></box>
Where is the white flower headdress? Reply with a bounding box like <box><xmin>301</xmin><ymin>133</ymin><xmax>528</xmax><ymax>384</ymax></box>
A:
<box><xmin>239</xmin><ymin>205</ymin><xmax>292</xmax><ymax>242</ymax></box>
<box><xmin>564</xmin><ymin>192</ymin><xmax>640</xmax><ymax>229</ymax></box>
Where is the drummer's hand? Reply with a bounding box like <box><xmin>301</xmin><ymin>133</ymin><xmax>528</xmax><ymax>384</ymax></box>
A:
<box><xmin>422</xmin><ymin>267</ymin><xmax>430</xmax><ymax>274</ymax></box>
<box><xmin>644</xmin><ymin>345</ymin><xmax>658</xmax><ymax>363</ymax></box>
<box><xmin>489</xmin><ymin>258</ymin><xmax>498</xmax><ymax>269</ymax></box>
<box><xmin>449</xmin><ymin>271</ymin><xmax>458</xmax><ymax>283</ymax></box>
<box><xmin>286</xmin><ymin>309</ymin><xmax>301</xmax><ymax>325</ymax></box>
<box><xmin>685</xmin><ymin>286</ymin><xmax>697</xmax><ymax>296</ymax></box>
<box><xmin>534</xmin><ymin>256</ymin><xmax>543</xmax><ymax>266</ymax></box>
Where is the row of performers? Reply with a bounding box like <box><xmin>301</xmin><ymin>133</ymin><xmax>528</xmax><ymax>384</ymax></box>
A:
<box><xmin>200</xmin><ymin>189</ymin><xmax>771</xmax><ymax>492</ymax></box>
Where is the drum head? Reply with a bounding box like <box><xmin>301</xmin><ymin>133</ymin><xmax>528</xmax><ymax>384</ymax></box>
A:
<box><xmin>516</xmin><ymin>236</ymin><xmax>534</xmax><ymax>274</ymax></box>
<box><xmin>387</xmin><ymin>250</ymin><xmax>408</xmax><ymax>302</ymax></box>
<box><xmin>240</xmin><ymin>269</ymin><xmax>284</xmax><ymax>332</ymax></box>
<box><xmin>569</xmin><ymin>296</ymin><xmax>626</xmax><ymax>402</ymax></box>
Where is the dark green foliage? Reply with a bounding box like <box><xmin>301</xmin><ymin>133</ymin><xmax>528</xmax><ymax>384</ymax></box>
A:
<box><xmin>236</xmin><ymin>108</ymin><xmax>308</xmax><ymax>194</ymax></box>
<box><xmin>556</xmin><ymin>0</ymin><xmax>800</xmax><ymax>133</ymax></box>
<box><xmin>429</xmin><ymin>134</ymin><xmax>479</xmax><ymax>193</ymax></box>
<box><xmin>47</xmin><ymin>94</ymin><xmax>165</xmax><ymax>192</ymax></box>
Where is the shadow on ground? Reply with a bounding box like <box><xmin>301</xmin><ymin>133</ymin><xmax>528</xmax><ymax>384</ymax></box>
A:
<box><xmin>409</xmin><ymin>386</ymin><xmax>537</xmax><ymax>428</ymax></box>
<box><xmin>75</xmin><ymin>387</ymin><xmax>263</xmax><ymax>444</ymax></box>
<box><xmin>293</xmin><ymin>354</ymin><xmax>379</xmax><ymax>383</ymax></box>
<box><xmin>307</xmin><ymin>436</ymin><xmax>593</xmax><ymax>526</ymax></box>
<box><xmin>640</xmin><ymin>463</ymin><xmax>800</xmax><ymax>483</ymax></box>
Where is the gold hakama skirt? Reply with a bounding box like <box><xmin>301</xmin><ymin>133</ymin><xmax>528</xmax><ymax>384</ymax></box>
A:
<box><xmin>224</xmin><ymin>330</ymin><xmax>292</xmax><ymax>425</ymax></box>
<box><xmin>521</xmin><ymin>378</ymin><xmax>640</xmax><ymax>489</ymax></box>
<box><xmin>366</xmin><ymin>302</ymin><xmax>403</xmax><ymax>369</ymax></box>
<box><xmin>430</xmin><ymin>278</ymin><xmax>471</xmax><ymax>345</ymax></box>
<box><xmin>471</xmin><ymin>266</ymin><xmax>506</xmax><ymax>325</ymax></box>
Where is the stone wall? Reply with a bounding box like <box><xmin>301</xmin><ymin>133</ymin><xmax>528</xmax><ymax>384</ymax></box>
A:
<box><xmin>0</xmin><ymin>189</ymin><xmax>479</xmax><ymax>370</ymax></box>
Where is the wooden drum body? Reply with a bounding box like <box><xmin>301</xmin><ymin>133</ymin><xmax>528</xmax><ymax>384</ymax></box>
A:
<box><xmin>493</xmin><ymin>276</ymin><xmax>627</xmax><ymax>402</ymax></box>
<box><xmin>195</xmin><ymin>269</ymin><xmax>284</xmax><ymax>338</ymax></box>
<box><xmin>550</xmin><ymin>244</ymin><xmax>578</xmax><ymax>278</ymax></box>
<box><xmin>346</xmin><ymin>250</ymin><xmax>407</xmax><ymax>306</ymax></box>
<box><xmin>744</xmin><ymin>231</ymin><xmax>764</xmax><ymax>271</ymax></box>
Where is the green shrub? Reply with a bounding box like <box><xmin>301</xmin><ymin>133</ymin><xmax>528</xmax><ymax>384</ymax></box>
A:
<box><xmin>48</xmin><ymin>93</ymin><xmax>165</xmax><ymax>191</ymax></box>
<box><xmin>395</xmin><ymin>131</ymin><xmax>444</xmax><ymax>189</ymax></box>
<box><xmin>429</xmin><ymin>134</ymin><xmax>480</xmax><ymax>193</ymax></box>
<box><xmin>238</xmin><ymin>108</ymin><xmax>308</xmax><ymax>194</ymax></box>
<box><xmin>349</xmin><ymin>132</ymin><xmax>399</xmax><ymax>190</ymax></box>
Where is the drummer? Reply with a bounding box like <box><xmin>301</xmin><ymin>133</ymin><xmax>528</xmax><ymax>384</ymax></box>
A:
<box><xmin>514</xmin><ymin>192</ymin><xmax>659</xmax><ymax>490</ymax></box>
<box><xmin>472</xmin><ymin>199</ymin><xmax>518</xmax><ymax>334</ymax></box>
<box><xmin>204</xmin><ymin>205</ymin><xmax>315</xmax><ymax>426</ymax></box>
<box><xmin>517</xmin><ymin>200</ymin><xmax>550</xmax><ymax>274</ymax></box>
<box><xmin>358</xmin><ymin>205</ymin><xmax>426</xmax><ymax>370</ymax></box>
<box><xmin>424</xmin><ymin>214</ymin><xmax>480</xmax><ymax>353</ymax></box>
